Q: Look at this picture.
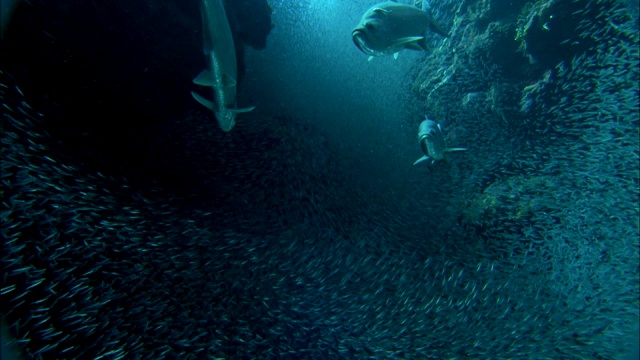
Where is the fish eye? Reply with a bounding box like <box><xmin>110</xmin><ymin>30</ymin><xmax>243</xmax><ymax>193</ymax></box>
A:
<box><xmin>365</xmin><ymin>22</ymin><xmax>376</xmax><ymax>31</ymax></box>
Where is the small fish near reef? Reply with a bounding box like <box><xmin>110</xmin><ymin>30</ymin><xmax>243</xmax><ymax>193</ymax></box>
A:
<box><xmin>352</xmin><ymin>1</ymin><xmax>449</xmax><ymax>60</ymax></box>
<box><xmin>414</xmin><ymin>116</ymin><xmax>467</xmax><ymax>165</ymax></box>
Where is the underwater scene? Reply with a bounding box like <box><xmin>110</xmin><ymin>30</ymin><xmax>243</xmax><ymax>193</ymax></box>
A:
<box><xmin>1</xmin><ymin>0</ymin><xmax>639</xmax><ymax>358</ymax></box>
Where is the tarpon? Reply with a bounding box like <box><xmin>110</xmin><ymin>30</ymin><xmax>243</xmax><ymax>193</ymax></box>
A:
<box><xmin>191</xmin><ymin>0</ymin><xmax>254</xmax><ymax>132</ymax></box>
<box><xmin>352</xmin><ymin>1</ymin><xmax>449</xmax><ymax>60</ymax></box>
<box><xmin>414</xmin><ymin>116</ymin><xmax>467</xmax><ymax>165</ymax></box>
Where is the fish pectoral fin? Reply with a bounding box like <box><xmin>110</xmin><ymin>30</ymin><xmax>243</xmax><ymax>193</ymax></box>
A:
<box><xmin>367</xmin><ymin>56</ymin><xmax>375</xmax><ymax>61</ymax></box>
<box><xmin>193</xmin><ymin>70</ymin><xmax>214</xmax><ymax>87</ymax></box>
<box><xmin>393</xmin><ymin>52</ymin><xmax>399</xmax><ymax>59</ymax></box>
<box><xmin>392</xmin><ymin>36</ymin><xmax>425</xmax><ymax>47</ymax></box>
<box><xmin>445</xmin><ymin>147</ymin><xmax>468</xmax><ymax>152</ymax></box>
<box><xmin>191</xmin><ymin>91</ymin><xmax>215</xmax><ymax>110</ymax></box>
<box><xmin>222</xmin><ymin>73</ymin><xmax>237</xmax><ymax>88</ymax></box>
<box><xmin>405</xmin><ymin>42</ymin><xmax>426</xmax><ymax>51</ymax></box>
<box><xmin>231</xmin><ymin>106</ymin><xmax>255</xmax><ymax>114</ymax></box>
<box><xmin>418</xmin><ymin>32</ymin><xmax>433</xmax><ymax>51</ymax></box>
<box><xmin>414</xmin><ymin>155</ymin><xmax>430</xmax><ymax>165</ymax></box>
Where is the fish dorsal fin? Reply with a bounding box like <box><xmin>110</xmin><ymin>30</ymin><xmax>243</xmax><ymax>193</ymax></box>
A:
<box><xmin>416</xmin><ymin>0</ymin><xmax>430</xmax><ymax>11</ymax></box>
<box><xmin>392</xmin><ymin>36</ymin><xmax>424</xmax><ymax>47</ymax></box>
<box><xmin>193</xmin><ymin>70</ymin><xmax>214</xmax><ymax>87</ymax></box>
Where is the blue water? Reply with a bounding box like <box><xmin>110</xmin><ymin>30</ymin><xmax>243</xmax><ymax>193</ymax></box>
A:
<box><xmin>1</xmin><ymin>0</ymin><xmax>638</xmax><ymax>358</ymax></box>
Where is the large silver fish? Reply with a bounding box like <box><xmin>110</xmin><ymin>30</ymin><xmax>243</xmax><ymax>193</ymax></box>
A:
<box><xmin>414</xmin><ymin>116</ymin><xmax>467</xmax><ymax>165</ymax></box>
<box><xmin>191</xmin><ymin>0</ymin><xmax>254</xmax><ymax>132</ymax></box>
<box><xmin>352</xmin><ymin>1</ymin><xmax>449</xmax><ymax>59</ymax></box>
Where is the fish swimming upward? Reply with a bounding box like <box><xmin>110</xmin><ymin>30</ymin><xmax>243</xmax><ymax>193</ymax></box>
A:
<box><xmin>191</xmin><ymin>0</ymin><xmax>254</xmax><ymax>132</ymax></box>
<box><xmin>352</xmin><ymin>1</ymin><xmax>449</xmax><ymax>60</ymax></box>
<box><xmin>414</xmin><ymin>116</ymin><xmax>467</xmax><ymax>165</ymax></box>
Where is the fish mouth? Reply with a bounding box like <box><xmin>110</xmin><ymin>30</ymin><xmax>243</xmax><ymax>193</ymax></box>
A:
<box><xmin>351</xmin><ymin>29</ymin><xmax>370</xmax><ymax>54</ymax></box>
<box><xmin>215</xmin><ymin>109</ymin><xmax>236</xmax><ymax>132</ymax></box>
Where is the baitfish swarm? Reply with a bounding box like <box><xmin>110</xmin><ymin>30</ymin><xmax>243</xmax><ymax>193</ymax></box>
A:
<box><xmin>2</xmin><ymin>0</ymin><xmax>639</xmax><ymax>359</ymax></box>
